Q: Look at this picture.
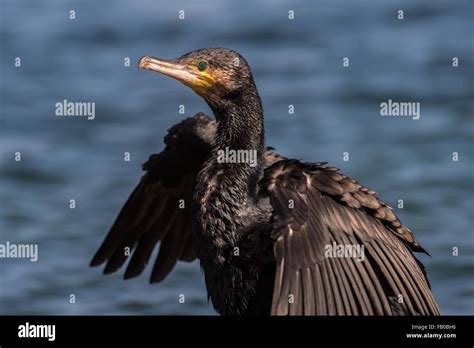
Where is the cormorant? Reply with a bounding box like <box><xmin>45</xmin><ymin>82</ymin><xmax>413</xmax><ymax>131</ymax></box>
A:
<box><xmin>90</xmin><ymin>48</ymin><xmax>441</xmax><ymax>316</ymax></box>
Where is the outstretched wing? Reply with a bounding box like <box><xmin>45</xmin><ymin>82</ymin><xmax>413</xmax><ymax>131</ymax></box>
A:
<box><xmin>259</xmin><ymin>160</ymin><xmax>440</xmax><ymax>315</ymax></box>
<box><xmin>90</xmin><ymin>113</ymin><xmax>215</xmax><ymax>283</ymax></box>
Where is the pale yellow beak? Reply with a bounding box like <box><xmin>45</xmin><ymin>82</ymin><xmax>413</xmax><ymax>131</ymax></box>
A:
<box><xmin>138</xmin><ymin>55</ymin><xmax>198</xmax><ymax>89</ymax></box>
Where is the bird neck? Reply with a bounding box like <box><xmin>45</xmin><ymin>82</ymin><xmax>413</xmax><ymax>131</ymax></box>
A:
<box><xmin>208</xmin><ymin>88</ymin><xmax>265</xmax><ymax>195</ymax></box>
<box><xmin>211</xmin><ymin>86</ymin><xmax>264</xmax><ymax>150</ymax></box>
<box><xmin>193</xmin><ymin>88</ymin><xmax>265</xmax><ymax>268</ymax></box>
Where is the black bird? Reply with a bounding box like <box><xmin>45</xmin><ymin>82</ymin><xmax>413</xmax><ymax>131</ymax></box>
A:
<box><xmin>90</xmin><ymin>48</ymin><xmax>441</xmax><ymax>316</ymax></box>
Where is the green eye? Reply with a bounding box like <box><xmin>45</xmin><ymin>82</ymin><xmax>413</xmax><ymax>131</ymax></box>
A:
<box><xmin>198</xmin><ymin>61</ymin><xmax>208</xmax><ymax>71</ymax></box>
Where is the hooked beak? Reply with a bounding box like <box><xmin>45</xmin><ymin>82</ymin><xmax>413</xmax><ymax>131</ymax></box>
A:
<box><xmin>138</xmin><ymin>55</ymin><xmax>199</xmax><ymax>89</ymax></box>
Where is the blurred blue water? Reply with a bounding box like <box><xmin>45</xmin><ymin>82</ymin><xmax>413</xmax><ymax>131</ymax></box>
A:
<box><xmin>0</xmin><ymin>0</ymin><xmax>473</xmax><ymax>315</ymax></box>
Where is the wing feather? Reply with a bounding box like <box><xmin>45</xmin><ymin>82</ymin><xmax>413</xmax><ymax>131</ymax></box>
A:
<box><xmin>259</xmin><ymin>160</ymin><xmax>440</xmax><ymax>315</ymax></box>
<box><xmin>90</xmin><ymin>114</ymin><xmax>214</xmax><ymax>282</ymax></box>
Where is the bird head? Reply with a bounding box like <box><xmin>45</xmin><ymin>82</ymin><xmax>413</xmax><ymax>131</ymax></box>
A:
<box><xmin>138</xmin><ymin>48</ymin><xmax>257</xmax><ymax>106</ymax></box>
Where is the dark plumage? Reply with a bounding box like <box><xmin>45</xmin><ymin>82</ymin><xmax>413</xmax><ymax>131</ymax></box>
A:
<box><xmin>90</xmin><ymin>48</ymin><xmax>440</xmax><ymax>315</ymax></box>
